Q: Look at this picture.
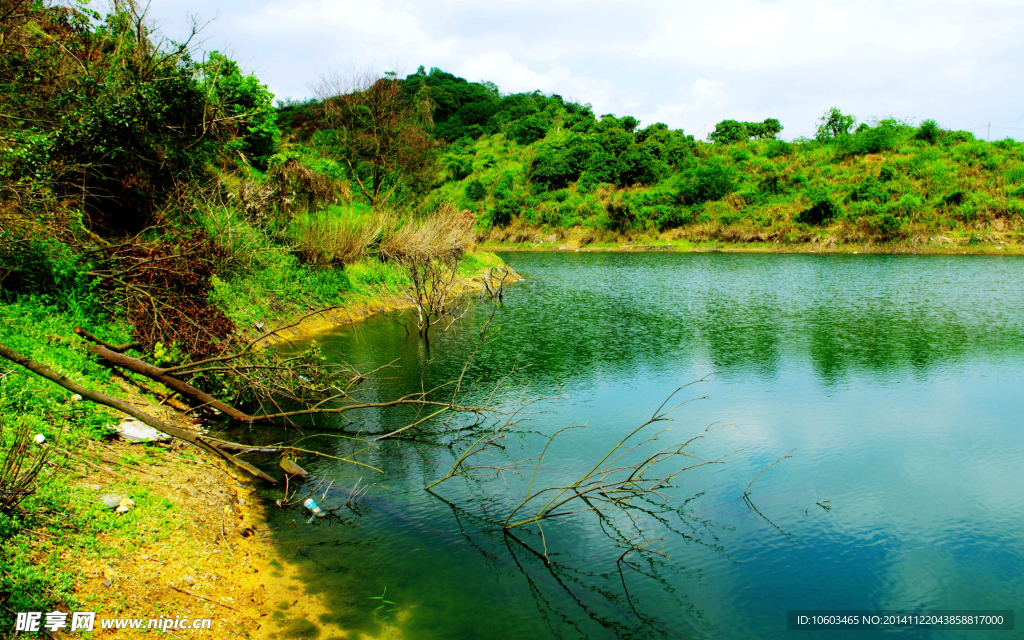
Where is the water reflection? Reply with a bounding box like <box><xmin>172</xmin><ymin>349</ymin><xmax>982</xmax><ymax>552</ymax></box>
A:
<box><xmin>251</xmin><ymin>252</ymin><xmax>1024</xmax><ymax>640</ymax></box>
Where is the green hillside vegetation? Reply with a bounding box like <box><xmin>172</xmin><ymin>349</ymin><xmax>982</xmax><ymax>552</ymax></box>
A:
<box><xmin>280</xmin><ymin>68</ymin><xmax>1024</xmax><ymax>250</ymax></box>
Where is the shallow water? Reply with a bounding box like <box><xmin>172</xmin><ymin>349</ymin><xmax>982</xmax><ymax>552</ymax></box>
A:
<box><xmin>256</xmin><ymin>252</ymin><xmax>1024</xmax><ymax>639</ymax></box>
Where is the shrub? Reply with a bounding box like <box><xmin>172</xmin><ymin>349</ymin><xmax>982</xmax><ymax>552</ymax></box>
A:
<box><xmin>291</xmin><ymin>208</ymin><xmax>384</xmax><ymax>266</ymax></box>
<box><xmin>466</xmin><ymin>180</ymin><xmax>486</xmax><ymax>201</ymax></box>
<box><xmin>798</xmin><ymin>188</ymin><xmax>842</xmax><ymax>225</ymax></box>
<box><xmin>605</xmin><ymin>196</ymin><xmax>635</xmax><ymax>231</ymax></box>
<box><xmin>708</xmin><ymin>120</ymin><xmax>747</xmax><ymax>145</ymax></box>
<box><xmin>675</xmin><ymin>160</ymin><xmax>735</xmax><ymax>204</ymax></box>
<box><xmin>867</xmin><ymin>213</ymin><xmax>901</xmax><ymax>238</ymax></box>
<box><xmin>531</xmin><ymin>133</ymin><xmax>600</xmax><ymax>190</ymax></box>
<box><xmin>765</xmin><ymin>140</ymin><xmax>794</xmax><ymax>158</ymax></box>
<box><xmin>656</xmin><ymin>207</ymin><xmax>690</xmax><ymax>230</ymax></box>
<box><xmin>816</xmin><ymin>107</ymin><xmax>856</xmax><ymax>141</ymax></box>
<box><xmin>758</xmin><ymin>174</ymin><xmax>786</xmax><ymax>196</ymax></box>
<box><xmin>489</xmin><ymin>200</ymin><xmax>518</xmax><ymax>226</ymax></box>
<box><xmin>1005</xmin><ymin>164</ymin><xmax>1024</xmax><ymax>185</ymax></box>
<box><xmin>915</xmin><ymin>119</ymin><xmax>943</xmax><ymax>144</ymax></box>
<box><xmin>840</xmin><ymin>119</ymin><xmax>908</xmax><ymax>155</ymax></box>
<box><xmin>508</xmin><ymin>113</ymin><xmax>552</xmax><ymax>145</ymax></box>
<box><xmin>444</xmin><ymin>154</ymin><xmax>474</xmax><ymax>181</ymax></box>
<box><xmin>617</xmin><ymin>146</ymin><xmax>662</xmax><ymax>186</ymax></box>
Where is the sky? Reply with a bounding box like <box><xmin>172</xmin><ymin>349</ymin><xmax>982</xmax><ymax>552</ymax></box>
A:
<box><xmin>144</xmin><ymin>0</ymin><xmax>1024</xmax><ymax>141</ymax></box>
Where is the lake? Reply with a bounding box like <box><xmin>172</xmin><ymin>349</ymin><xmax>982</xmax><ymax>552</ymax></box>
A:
<box><xmin>254</xmin><ymin>252</ymin><xmax>1024</xmax><ymax>639</ymax></box>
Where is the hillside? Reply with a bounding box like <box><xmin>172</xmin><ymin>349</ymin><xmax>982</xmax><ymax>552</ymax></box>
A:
<box><xmin>280</xmin><ymin>68</ymin><xmax>1024</xmax><ymax>251</ymax></box>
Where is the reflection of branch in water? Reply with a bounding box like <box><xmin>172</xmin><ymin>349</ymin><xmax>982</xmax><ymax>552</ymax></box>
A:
<box><xmin>742</xmin><ymin>493</ymin><xmax>793</xmax><ymax>538</ymax></box>
<box><xmin>418</xmin><ymin>381</ymin><xmax>729</xmax><ymax>633</ymax></box>
<box><xmin>504</xmin><ymin>529</ymin><xmax>657</xmax><ymax>639</ymax></box>
<box><xmin>616</xmin><ymin>539</ymin><xmax>669</xmax><ymax>627</ymax></box>
<box><xmin>742</xmin><ymin>448</ymin><xmax>796</xmax><ymax>538</ymax></box>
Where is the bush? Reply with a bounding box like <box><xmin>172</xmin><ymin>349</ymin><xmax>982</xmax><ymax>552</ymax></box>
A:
<box><xmin>915</xmin><ymin>119</ymin><xmax>943</xmax><ymax>144</ymax></box>
<box><xmin>656</xmin><ymin>207</ymin><xmax>690</xmax><ymax>231</ymax></box>
<box><xmin>816</xmin><ymin>107</ymin><xmax>856</xmax><ymax>141</ymax></box>
<box><xmin>867</xmin><ymin>213</ymin><xmax>901</xmax><ymax>238</ymax></box>
<box><xmin>840</xmin><ymin>119</ymin><xmax>908</xmax><ymax>155</ymax></box>
<box><xmin>466</xmin><ymin>180</ymin><xmax>486</xmax><ymax>201</ymax></box>
<box><xmin>758</xmin><ymin>174</ymin><xmax>786</xmax><ymax>196</ymax></box>
<box><xmin>675</xmin><ymin>160</ymin><xmax>735</xmax><ymax>204</ymax></box>
<box><xmin>617</xmin><ymin>146</ymin><xmax>662</xmax><ymax>186</ymax></box>
<box><xmin>444</xmin><ymin>154</ymin><xmax>474</xmax><ymax>181</ymax></box>
<box><xmin>508</xmin><ymin>113</ymin><xmax>552</xmax><ymax>145</ymax></box>
<box><xmin>490</xmin><ymin>200</ymin><xmax>518</xmax><ymax>226</ymax></box>
<box><xmin>798</xmin><ymin>189</ymin><xmax>842</xmax><ymax>225</ymax></box>
<box><xmin>531</xmin><ymin>133</ymin><xmax>600</xmax><ymax>190</ymax></box>
<box><xmin>708</xmin><ymin>120</ymin><xmax>747</xmax><ymax>145</ymax></box>
<box><xmin>291</xmin><ymin>208</ymin><xmax>383</xmax><ymax>266</ymax></box>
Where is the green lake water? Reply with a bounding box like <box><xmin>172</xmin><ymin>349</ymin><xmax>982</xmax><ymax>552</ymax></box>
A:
<box><xmin>255</xmin><ymin>252</ymin><xmax>1024</xmax><ymax>639</ymax></box>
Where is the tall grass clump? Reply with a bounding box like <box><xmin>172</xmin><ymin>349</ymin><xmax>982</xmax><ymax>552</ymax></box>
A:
<box><xmin>292</xmin><ymin>205</ymin><xmax>386</xmax><ymax>266</ymax></box>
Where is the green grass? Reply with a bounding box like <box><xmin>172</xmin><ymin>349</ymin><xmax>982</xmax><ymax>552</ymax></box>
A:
<box><xmin>0</xmin><ymin>297</ymin><xmax>185</xmax><ymax>622</ymax></box>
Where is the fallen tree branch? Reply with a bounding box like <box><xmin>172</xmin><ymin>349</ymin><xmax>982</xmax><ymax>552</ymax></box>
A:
<box><xmin>0</xmin><ymin>340</ymin><xmax>278</xmax><ymax>483</ymax></box>
<box><xmin>73</xmin><ymin>327</ymin><xmax>142</xmax><ymax>354</ymax></box>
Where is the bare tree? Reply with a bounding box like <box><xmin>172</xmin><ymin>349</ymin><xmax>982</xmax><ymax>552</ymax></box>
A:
<box><xmin>312</xmin><ymin>70</ymin><xmax>437</xmax><ymax>207</ymax></box>
<box><xmin>380</xmin><ymin>203</ymin><xmax>477</xmax><ymax>340</ymax></box>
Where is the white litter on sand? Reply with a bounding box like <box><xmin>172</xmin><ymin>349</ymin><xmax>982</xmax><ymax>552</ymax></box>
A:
<box><xmin>113</xmin><ymin>418</ymin><xmax>170</xmax><ymax>443</ymax></box>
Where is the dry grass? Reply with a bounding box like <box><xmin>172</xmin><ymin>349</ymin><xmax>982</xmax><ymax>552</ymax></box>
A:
<box><xmin>270</xmin><ymin>158</ymin><xmax>351</xmax><ymax>217</ymax></box>
<box><xmin>380</xmin><ymin>202</ymin><xmax>475</xmax><ymax>263</ymax></box>
<box><xmin>293</xmin><ymin>209</ymin><xmax>385</xmax><ymax>266</ymax></box>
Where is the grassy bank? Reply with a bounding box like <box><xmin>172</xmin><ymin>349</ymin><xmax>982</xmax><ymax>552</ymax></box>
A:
<box><xmin>0</xmin><ymin>2</ymin><xmax>506</xmax><ymax>623</ymax></box>
<box><xmin>0</xmin><ymin>240</ymin><xmax>509</xmax><ymax>632</ymax></box>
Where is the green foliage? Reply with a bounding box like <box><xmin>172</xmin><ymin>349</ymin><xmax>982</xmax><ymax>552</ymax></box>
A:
<box><xmin>466</xmin><ymin>179</ymin><xmax>486</xmax><ymax>201</ymax></box>
<box><xmin>816</xmin><ymin>107</ymin><xmax>856</xmax><ymax>141</ymax></box>
<box><xmin>765</xmin><ymin>140</ymin><xmax>794</xmax><ymax>159</ymax></box>
<box><xmin>490</xmin><ymin>199</ymin><xmax>518</xmax><ymax>226</ymax></box>
<box><xmin>798</xmin><ymin>188</ymin><xmax>842</xmax><ymax>225</ymax></box>
<box><xmin>708</xmin><ymin>120</ymin><xmax>748</xmax><ymax>145</ymax></box>
<box><xmin>867</xmin><ymin>212</ymin><xmax>902</xmax><ymax>238</ymax></box>
<box><xmin>444</xmin><ymin>152</ymin><xmax>474</xmax><ymax>181</ymax></box>
<box><xmin>708</xmin><ymin>118</ymin><xmax>783</xmax><ymax>144</ymax></box>
<box><xmin>508</xmin><ymin>113</ymin><xmax>552</xmax><ymax>145</ymax></box>
<box><xmin>674</xmin><ymin>160</ymin><xmax>735</xmax><ymax>204</ymax></box>
<box><xmin>915</xmin><ymin>119</ymin><xmax>943</xmax><ymax>144</ymax></box>
<box><xmin>838</xmin><ymin>118</ymin><xmax>911</xmax><ymax>156</ymax></box>
<box><xmin>0</xmin><ymin>5</ymin><xmax>279</xmax><ymax>233</ymax></box>
<box><xmin>202</xmin><ymin>52</ymin><xmax>279</xmax><ymax>170</ymax></box>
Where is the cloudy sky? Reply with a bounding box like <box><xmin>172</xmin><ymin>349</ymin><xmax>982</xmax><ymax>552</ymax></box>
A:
<box><xmin>145</xmin><ymin>0</ymin><xmax>1024</xmax><ymax>140</ymax></box>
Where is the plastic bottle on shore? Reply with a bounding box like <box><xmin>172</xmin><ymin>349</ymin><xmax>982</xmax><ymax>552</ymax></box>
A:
<box><xmin>303</xmin><ymin>498</ymin><xmax>324</xmax><ymax>522</ymax></box>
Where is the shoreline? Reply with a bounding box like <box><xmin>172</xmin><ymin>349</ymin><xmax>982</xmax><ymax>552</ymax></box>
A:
<box><xmin>66</xmin><ymin>259</ymin><xmax>522</xmax><ymax>638</ymax></box>
<box><xmin>480</xmin><ymin>238</ymin><xmax>1024</xmax><ymax>255</ymax></box>
<box><xmin>254</xmin><ymin>262</ymin><xmax>522</xmax><ymax>348</ymax></box>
